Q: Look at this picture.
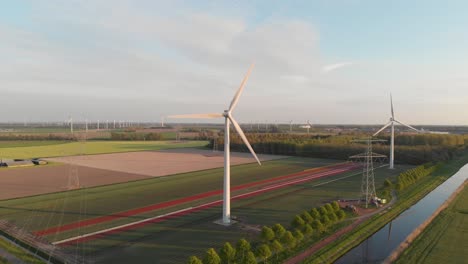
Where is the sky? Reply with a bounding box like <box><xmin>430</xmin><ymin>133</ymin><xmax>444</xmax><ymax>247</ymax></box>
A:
<box><xmin>1</xmin><ymin>0</ymin><xmax>467</xmax><ymax>125</ymax></box>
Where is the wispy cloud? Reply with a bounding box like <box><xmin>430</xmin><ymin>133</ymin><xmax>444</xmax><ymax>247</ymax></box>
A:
<box><xmin>322</xmin><ymin>62</ymin><xmax>353</xmax><ymax>73</ymax></box>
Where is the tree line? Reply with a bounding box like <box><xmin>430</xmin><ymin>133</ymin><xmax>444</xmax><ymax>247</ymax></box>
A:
<box><xmin>0</xmin><ymin>134</ymin><xmax>75</xmax><ymax>141</ymax></box>
<box><xmin>209</xmin><ymin>133</ymin><xmax>467</xmax><ymax>165</ymax></box>
<box><xmin>110</xmin><ymin>132</ymin><xmax>163</xmax><ymax>141</ymax></box>
<box><xmin>380</xmin><ymin>163</ymin><xmax>440</xmax><ymax>199</ymax></box>
<box><xmin>394</xmin><ymin>163</ymin><xmax>441</xmax><ymax>191</ymax></box>
<box><xmin>187</xmin><ymin>201</ymin><xmax>347</xmax><ymax>264</ymax></box>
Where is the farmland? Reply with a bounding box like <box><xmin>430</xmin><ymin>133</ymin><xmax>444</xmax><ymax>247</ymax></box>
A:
<box><xmin>0</xmin><ymin>152</ymin><xmax>410</xmax><ymax>264</ymax></box>
<box><xmin>80</xmin><ymin>164</ymin><xmax>408</xmax><ymax>264</ymax></box>
<box><xmin>0</xmin><ymin>148</ymin><xmax>284</xmax><ymax>200</ymax></box>
<box><xmin>0</xmin><ymin>139</ymin><xmax>422</xmax><ymax>264</ymax></box>
<box><xmin>0</xmin><ymin>140</ymin><xmax>207</xmax><ymax>159</ymax></box>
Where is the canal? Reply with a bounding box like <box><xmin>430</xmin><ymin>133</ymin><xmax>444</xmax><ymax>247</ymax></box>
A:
<box><xmin>335</xmin><ymin>164</ymin><xmax>468</xmax><ymax>264</ymax></box>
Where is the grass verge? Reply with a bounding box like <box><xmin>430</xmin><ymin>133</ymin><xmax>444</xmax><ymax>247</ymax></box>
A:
<box><xmin>0</xmin><ymin>236</ymin><xmax>45</xmax><ymax>264</ymax></box>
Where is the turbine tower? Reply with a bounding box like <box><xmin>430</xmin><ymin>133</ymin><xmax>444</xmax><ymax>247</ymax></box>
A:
<box><xmin>67</xmin><ymin>116</ymin><xmax>74</xmax><ymax>134</ymax></box>
<box><xmin>170</xmin><ymin>64</ymin><xmax>261</xmax><ymax>225</ymax></box>
<box><xmin>300</xmin><ymin>120</ymin><xmax>312</xmax><ymax>134</ymax></box>
<box><xmin>373</xmin><ymin>94</ymin><xmax>420</xmax><ymax>169</ymax></box>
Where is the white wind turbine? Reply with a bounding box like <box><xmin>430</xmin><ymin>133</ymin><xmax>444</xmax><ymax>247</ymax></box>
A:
<box><xmin>66</xmin><ymin>116</ymin><xmax>74</xmax><ymax>134</ymax></box>
<box><xmin>300</xmin><ymin>120</ymin><xmax>312</xmax><ymax>134</ymax></box>
<box><xmin>373</xmin><ymin>94</ymin><xmax>420</xmax><ymax>169</ymax></box>
<box><xmin>170</xmin><ymin>64</ymin><xmax>261</xmax><ymax>225</ymax></box>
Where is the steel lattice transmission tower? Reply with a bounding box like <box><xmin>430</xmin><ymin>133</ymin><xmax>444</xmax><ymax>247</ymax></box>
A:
<box><xmin>212</xmin><ymin>135</ymin><xmax>219</xmax><ymax>152</ymax></box>
<box><xmin>350</xmin><ymin>138</ymin><xmax>387</xmax><ymax>208</ymax></box>
<box><xmin>66</xmin><ymin>129</ymin><xmax>87</xmax><ymax>190</ymax></box>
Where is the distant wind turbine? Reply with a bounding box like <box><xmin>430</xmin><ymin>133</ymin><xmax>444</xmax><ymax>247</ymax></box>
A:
<box><xmin>373</xmin><ymin>94</ymin><xmax>420</xmax><ymax>169</ymax></box>
<box><xmin>67</xmin><ymin>116</ymin><xmax>73</xmax><ymax>134</ymax></box>
<box><xmin>170</xmin><ymin>64</ymin><xmax>261</xmax><ymax>225</ymax></box>
<box><xmin>300</xmin><ymin>120</ymin><xmax>312</xmax><ymax>134</ymax></box>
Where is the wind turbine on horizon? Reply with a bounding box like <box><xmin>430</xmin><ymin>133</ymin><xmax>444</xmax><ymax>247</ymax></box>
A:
<box><xmin>300</xmin><ymin>120</ymin><xmax>312</xmax><ymax>134</ymax></box>
<box><xmin>170</xmin><ymin>64</ymin><xmax>261</xmax><ymax>225</ymax></box>
<box><xmin>373</xmin><ymin>94</ymin><xmax>420</xmax><ymax>169</ymax></box>
<box><xmin>67</xmin><ymin>116</ymin><xmax>73</xmax><ymax>134</ymax></box>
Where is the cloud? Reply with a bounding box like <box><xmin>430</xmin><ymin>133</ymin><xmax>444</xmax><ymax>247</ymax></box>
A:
<box><xmin>1</xmin><ymin>1</ymin><xmax>467</xmax><ymax>124</ymax></box>
<box><xmin>322</xmin><ymin>62</ymin><xmax>353</xmax><ymax>73</ymax></box>
<box><xmin>0</xmin><ymin>2</ymin><xmax>331</xmax><ymax>120</ymax></box>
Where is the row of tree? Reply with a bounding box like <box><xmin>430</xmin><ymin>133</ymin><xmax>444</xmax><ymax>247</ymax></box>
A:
<box><xmin>212</xmin><ymin>133</ymin><xmax>468</xmax><ymax>147</ymax></box>
<box><xmin>375</xmin><ymin>134</ymin><xmax>467</xmax><ymax>146</ymax></box>
<box><xmin>0</xmin><ymin>134</ymin><xmax>75</xmax><ymax>140</ymax></box>
<box><xmin>394</xmin><ymin>163</ymin><xmax>440</xmax><ymax>190</ymax></box>
<box><xmin>187</xmin><ymin>201</ymin><xmax>346</xmax><ymax>264</ymax></box>
<box><xmin>110</xmin><ymin>132</ymin><xmax>162</xmax><ymax>141</ymax></box>
<box><xmin>208</xmin><ymin>132</ymin><xmax>468</xmax><ymax>165</ymax></box>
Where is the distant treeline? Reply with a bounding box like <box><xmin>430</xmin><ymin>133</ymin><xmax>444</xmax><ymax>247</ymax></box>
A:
<box><xmin>0</xmin><ymin>134</ymin><xmax>75</xmax><ymax>141</ymax></box>
<box><xmin>110</xmin><ymin>132</ymin><xmax>163</xmax><ymax>141</ymax></box>
<box><xmin>210</xmin><ymin>133</ymin><xmax>468</xmax><ymax>165</ymax></box>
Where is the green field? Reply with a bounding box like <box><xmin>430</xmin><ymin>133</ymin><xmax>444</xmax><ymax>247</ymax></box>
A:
<box><xmin>86</xmin><ymin>164</ymin><xmax>409</xmax><ymax>264</ymax></box>
<box><xmin>0</xmin><ymin>141</ymin><xmax>68</xmax><ymax>149</ymax></box>
<box><xmin>0</xmin><ymin>157</ymin><xmax>335</xmax><ymax>235</ymax></box>
<box><xmin>0</xmin><ymin>140</ymin><xmax>207</xmax><ymax>159</ymax></box>
<box><xmin>396</xmin><ymin>182</ymin><xmax>468</xmax><ymax>264</ymax></box>
<box><xmin>0</xmin><ymin>139</ymin><xmax>412</xmax><ymax>264</ymax></box>
<box><xmin>0</xmin><ymin>159</ymin><xmax>409</xmax><ymax>264</ymax></box>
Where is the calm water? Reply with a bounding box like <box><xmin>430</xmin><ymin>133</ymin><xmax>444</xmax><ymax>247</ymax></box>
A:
<box><xmin>335</xmin><ymin>164</ymin><xmax>468</xmax><ymax>264</ymax></box>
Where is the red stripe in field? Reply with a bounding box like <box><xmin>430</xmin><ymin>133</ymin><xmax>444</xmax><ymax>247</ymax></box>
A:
<box><xmin>33</xmin><ymin>189</ymin><xmax>222</xmax><ymax>236</ymax></box>
<box><xmin>35</xmin><ymin>163</ymin><xmax>359</xmax><ymax>237</ymax></box>
<box><xmin>58</xmin><ymin>166</ymin><xmax>356</xmax><ymax>246</ymax></box>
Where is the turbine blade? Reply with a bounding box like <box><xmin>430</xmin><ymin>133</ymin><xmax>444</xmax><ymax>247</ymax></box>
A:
<box><xmin>390</xmin><ymin>93</ymin><xmax>394</xmax><ymax>119</ymax></box>
<box><xmin>229</xmin><ymin>115</ymin><xmax>261</xmax><ymax>165</ymax></box>
<box><xmin>394</xmin><ymin>119</ymin><xmax>420</xmax><ymax>133</ymax></box>
<box><xmin>228</xmin><ymin>63</ymin><xmax>255</xmax><ymax>112</ymax></box>
<box><xmin>168</xmin><ymin>113</ymin><xmax>223</xmax><ymax>119</ymax></box>
<box><xmin>373</xmin><ymin>121</ymin><xmax>392</xmax><ymax>136</ymax></box>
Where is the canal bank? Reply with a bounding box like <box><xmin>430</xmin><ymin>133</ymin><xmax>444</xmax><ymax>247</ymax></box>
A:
<box><xmin>333</xmin><ymin>160</ymin><xmax>468</xmax><ymax>264</ymax></box>
<box><xmin>383</xmin><ymin>179</ymin><xmax>467</xmax><ymax>263</ymax></box>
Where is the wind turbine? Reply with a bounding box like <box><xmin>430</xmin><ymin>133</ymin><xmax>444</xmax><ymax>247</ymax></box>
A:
<box><xmin>373</xmin><ymin>94</ymin><xmax>420</xmax><ymax>169</ymax></box>
<box><xmin>170</xmin><ymin>64</ymin><xmax>261</xmax><ymax>225</ymax></box>
<box><xmin>300</xmin><ymin>120</ymin><xmax>312</xmax><ymax>134</ymax></box>
<box><xmin>289</xmin><ymin>120</ymin><xmax>293</xmax><ymax>133</ymax></box>
<box><xmin>67</xmin><ymin>116</ymin><xmax>73</xmax><ymax>134</ymax></box>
